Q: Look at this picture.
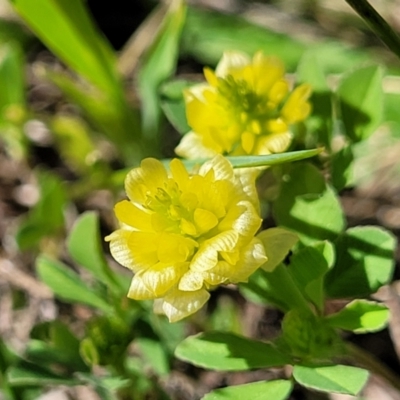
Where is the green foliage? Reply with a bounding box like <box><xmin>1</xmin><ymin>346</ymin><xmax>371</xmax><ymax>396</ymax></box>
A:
<box><xmin>326</xmin><ymin>226</ymin><xmax>396</xmax><ymax>298</ymax></box>
<box><xmin>326</xmin><ymin>300</ymin><xmax>389</xmax><ymax>333</ymax></box>
<box><xmin>202</xmin><ymin>380</ymin><xmax>293</xmax><ymax>400</ymax></box>
<box><xmin>160</xmin><ymin>79</ymin><xmax>192</xmax><ymax>134</ymax></box>
<box><xmin>67</xmin><ymin>211</ymin><xmax>125</xmax><ymax>294</ymax></box>
<box><xmin>273</xmin><ymin>163</ymin><xmax>345</xmax><ymax>245</ymax></box>
<box><xmin>181</xmin><ymin>7</ymin><xmax>369</xmax><ymax>72</ymax></box>
<box><xmin>175</xmin><ymin>332</ymin><xmax>291</xmax><ymax>371</ymax></box>
<box><xmin>292</xmin><ymin>364</ymin><xmax>369</xmax><ymax>395</ymax></box>
<box><xmin>36</xmin><ymin>255</ymin><xmax>113</xmax><ymax>313</ymax></box>
<box><xmin>10</xmin><ymin>0</ymin><xmax>118</xmax><ymax>95</ymax></box>
<box><xmin>174</xmin><ymin>149</ymin><xmax>323</xmax><ymax>171</ymax></box>
<box><xmin>280</xmin><ymin>310</ymin><xmax>341</xmax><ymax>360</ymax></box>
<box><xmin>138</xmin><ymin>0</ymin><xmax>186</xmax><ymax>146</ymax></box>
<box><xmin>16</xmin><ymin>170</ymin><xmax>67</xmax><ymax>250</ymax></box>
<box><xmin>337</xmin><ymin>65</ymin><xmax>384</xmax><ymax>142</ymax></box>
<box><xmin>0</xmin><ymin>42</ymin><xmax>27</xmax><ymax>158</ymax></box>
<box><xmin>289</xmin><ymin>241</ymin><xmax>334</xmax><ymax>311</ymax></box>
<box><xmin>2</xmin><ymin>1</ymin><xmax>399</xmax><ymax>399</ymax></box>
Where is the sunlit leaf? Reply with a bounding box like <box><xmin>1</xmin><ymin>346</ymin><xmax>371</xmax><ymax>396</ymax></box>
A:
<box><xmin>293</xmin><ymin>364</ymin><xmax>368</xmax><ymax>395</ymax></box>
<box><xmin>10</xmin><ymin>0</ymin><xmax>118</xmax><ymax>96</ymax></box>
<box><xmin>326</xmin><ymin>300</ymin><xmax>389</xmax><ymax>333</ymax></box>
<box><xmin>337</xmin><ymin>65</ymin><xmax>384</xmax><ymax>142</ymax></box>
<box><xmin>202</xmin><ymin>379</ymin><xmax>293</xmax><ymax>400</ymax></box>
<box><xmin>326</xmin><ymin>226</ymin><xmax>396</xmax><ymax>298</ymax></box>
<box><xmin>273</xmin><ymin>163</ymin><xmax>345</xmax><ymax>245</ymax></box>
<box><xmin>175</xmin><ymin>332</ymin><xmax>290</xmax><ymax>371</ymax></box>
<box><xmin>289</xmin><ymin>241</ymin><xmax>335</xmax><ymax>310</ymax></box>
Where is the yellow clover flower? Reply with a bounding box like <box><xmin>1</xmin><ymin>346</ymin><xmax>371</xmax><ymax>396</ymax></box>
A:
<box><xmin>106</xmin><ymin>155</ymin><xmax>267</xmax><ymax>322</ymax></box>
<box><xmin>175</xmin><ymin>51</ymin><xmax>312</xmax><ymax>159</ymax></box>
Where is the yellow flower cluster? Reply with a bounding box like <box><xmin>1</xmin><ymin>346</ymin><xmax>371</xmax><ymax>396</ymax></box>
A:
<box><xmin>176</xmin><ymin>51</ymin><xmax>311</xmax><ymax>159</ymax></box>
<box><xmin>106</xmin><ymin>155</ymin><xmax>267</xmax><ymax>322</ymax></box>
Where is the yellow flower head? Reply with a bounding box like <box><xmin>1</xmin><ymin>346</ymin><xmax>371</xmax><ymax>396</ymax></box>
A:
<box><xmin>106</xmin><ymin>155</ymin><xmax>267</xmax><ymax>322</ymax></box>
<box><xmin>176</xmin><ymin>51</ymin><xmax>312</xmax><ymax>159</ymax></box>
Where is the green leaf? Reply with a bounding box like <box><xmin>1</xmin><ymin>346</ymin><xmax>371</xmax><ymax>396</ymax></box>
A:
<box><xmin>136</xmin><ymin>338</ymin><xmax>170</xmax><ymax>376</ymax></box>
<box><xmin>79</xmin><ymin>338</ymin><xmax>100</xmax><ymax>367</ymax></box>
<box><xmin>138</xmin><ymin>0</ymin><xmax>186</xmax><ymax>145</ymax></box>
<box><xmin>16</xmin><ymin>170</ymin><xmax>66</xmax><ymax>250</ymax></box>
<box><xmin>7</xmin><ymin>362</ymin><xmax>79</xmax><ymax>386</ymax></box>
<box><xmin>202</xmin><ymin>379</ymin><xmax>293</xmax><ymax>400</ymax></box>
<box><xmin>273</xmin><ymin>163</ymin><xmax>345</xmax><ymax>245</ymax></box>
<box><xmin>36</xmin><ymin>254</ymin><xmax>113</xmax><ymax>313</ymax></box>
<box><xmin>297</xmin><ymin>48</ymin><xmax>333</xmax><ymax>149</ymax></box>
<box><xmin>0</xmin><ymin>19</ymin><xmax>32</xmax><ymax>48</ymax></box>
<box><xmin>67</xmin><ymin>211</ymin><xmax>124</xmax><ymax>294</ymax></box>
<box><xmin>240</xmin><ymin>268</ymin><xmax>291</xmax><ymax>311</ymax></box>
<box><xmin>174</xmin><ymin>149</ymin><xmax>323</xmax><ymax>171</ymax></box>
<box><xmin>208</xmin><ymin>295</ymin><xmax>242</xmax><ymax>334</ymax></box>
<box><xmin>0</xmin><ymin>43</ymin><xmax>25</xmax><ymax>111</ymax></box>
<box><xmin>50</xmin><ymin>115</ymin><xmax>96</xmax><ymax>173</ymax></box>
<box><xmin>257</xmin><ymin>228</ymin><xmax>298</xmax><ymax>272</ymax></box>
<box><xmin>160</xmin><ymin>79</ymin><xmax>192</xmax><ymax>134</ymax></box>
<box><xmin>0</xmin><ymin>43</ymin><xmax>27</xmax><ymax>159</ymax></box>
<box><xmin>175</xmin><ymin>332</ymin><xmax>291</xmax><ymax>371</ymax></box>
<box><xmin>326</xmin><ymin>226</ymin><xmax>396</xmax><ymax>298</ymax></box>
<box><xmin>326</xmin><ymin>299</ymin><xmax>389</xmax><ymax>333</ymax></box>
<box><xmin>10</xmin><ymin>0</ymin><xmax>118</xmax><ymax>97</ymax></box>
<box><xmin>337</xmin><ymin>65</ymin><xmax>384</xmax><ymax>142</ymax></box>
<box><xmin>293</xmin><ymin>364</ymin><xmax>369</xmax><ymax>395</ymax></box>
<box><xmin>289</xmin><ymin>241</ymin><xmax>335</xmax><ymax>310</ymax></box>
<box><xmin>182</xmin><ymin>7</ymin><xmax>305</xmax><ymax>71</ymax></box>
<box><xmin>182</xmin><ymin>7</ymin><xmax>369</xmax><ymax>73</ymax></box>
<box><xmin>43</xmin><ymin>68</ymin><xmax>141</xmax><ymax>163</ymax></box>
<box><xmin>25</xmin><ymin>339</ymin><xmax>87</xmax><ymax>372</ymax></box>
<box><xmin>331</xmin><ymin>145</ymin><xmax>355</xmax><ymax>191</ymax></box>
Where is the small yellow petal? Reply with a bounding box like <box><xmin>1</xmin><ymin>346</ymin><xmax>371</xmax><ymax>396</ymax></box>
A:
<box><xmin>128</xmin><ymin>231</ymin><xmax>159</xmax><ymax>268</ymax></box>
<box><xmin>241</xmin><ymin>131</ymin><xmax>255</xmax><ymax>154</ymax></box>
<box><xmin>178</xmin><ymin>270</ymin><xmax>204</xmax><ymax>291</ymax></box>
<box><xmin>170</xmin><ymin>158</ymin><xmax>190</xmax><ymax>189</ymax></box>
<box><xmin>175</xmin><ymin>131</ymin><xmax>218</xmax><ymax>159</ymax></box>
<box><xmin>157</xmin><ymin>233</ymin><xmax>197</xmax><ymax>263</ymax></box>
<box><xmin>281</xmin><ymin>83</ymin><xmax>312</xmax><ymax>124</ymax></box>
<box><xmin>215</xmin><ymin>51</ymin><xmax>250</xmax><ymax>77</ymax></box>
<box><xmin>204</xmin><ymin>67</ymin><xmax>218</xmax><ymax>87</ymax></box>
<box><xmin>114</xmin><ymin>200</ymin><xmax>153</xmax><ymax>231</ymax></box>
<box><xmin>199</xmin><ymin>154</ymin><xmax>234</xmax><ymax>181</ymax></box>
<box><xmin>194</xmin><ymin>208</ymin><xmax>218</xmax><ymax>235</ymax></box>
<box><xmin>162</xmin><ymin>288</ymin><xmax>210</xmax><ymax>322</ymax></box>
<box><xmin>228</xmin><ymin>238</ymin><xmax>268</xmax><ymax>282</ymax></box>
<box><xmin>107</xmin><ymin>229</ymin><xmax>139</xmax><ymax>271</ymax></box>
<box><xmin>142</xmin><ymin>262</ymin><xmax>188</xmax><ymax>296</ymax></box>
<box><xmin>256</xmin><ymin>131</ymin><xmax>292</xmax><ymax>154</ymax></box>
<box><xmin>218</xmin><ymin>200</ymin><xmax>261</xmax><ymax>238</ymax></box>
<box><xmin>190</xmin><ymin>230</ymin><xmax>239</xmax><ymax>272</ymax></box>
<box><xmin>125</xmin><ymin>158</ymin><xmax>167</xmax><ymax>204</ymax></box>
<box><xmin>128</xmin><ymin>273</ymin><xmax>155</xmax><ymax>300</ymax></box>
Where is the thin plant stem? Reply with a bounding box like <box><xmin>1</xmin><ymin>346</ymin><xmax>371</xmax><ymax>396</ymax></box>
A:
<box><xmin>345</xmin><ymin>0</ymin><xmax>400</xmax><ymax>60</ymax></box>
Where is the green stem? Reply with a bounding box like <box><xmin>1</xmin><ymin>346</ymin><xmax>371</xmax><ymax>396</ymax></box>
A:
<box><xmin>345</xmin><ymin>342</ymin><xmax>400</xmax><ymax>392</ymax></box>
<box><xmin>273</xmin><ymin>264</ymin><xmax>312</xmax><ymax>314</ymax></box>
<box><xmin>345</xmin><ymin>0</ymin><xmax>400</xmax><ymax>60</ymax></box>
